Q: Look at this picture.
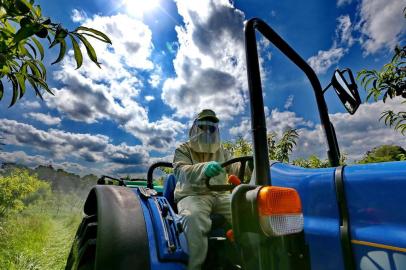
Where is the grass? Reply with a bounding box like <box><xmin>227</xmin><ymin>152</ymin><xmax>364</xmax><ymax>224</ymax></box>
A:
<box><xmin>0</xmin><ymin>196</ymin><xmax>83</xmax><ymax>270</ymax></box>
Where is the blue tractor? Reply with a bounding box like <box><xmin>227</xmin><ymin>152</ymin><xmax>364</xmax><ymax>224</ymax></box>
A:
<box><xmin>65</xmin><ymin>18</ymin><xmax>406</xmax><ymax>270</ymax></box>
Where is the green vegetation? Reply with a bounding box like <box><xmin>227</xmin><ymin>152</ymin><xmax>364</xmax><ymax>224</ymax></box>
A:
<box><xmin>267</xmin><ymin>129</ymin><xmax>299</xmax><ymax>163</ymax></box>
<box><xmin>223</xmin><ymin>128</ymin><xmax>299</xmax><ymax>163</ymax></box>
<box><xmin>0</xmin><ymin>167</ymin><xmax>93</xmax><ymax>269</ymax></box>
<box><xmin>0</xmin><ymin>196</ymin><xmax>82</xmax><ymax>270</ymax></box>
<box><xmin>292</xmin><ymin>155</ymin><xmax>331</xmax><ymax>168</ymax></box>
<box><xmin>0</xmin><ymin>0</ymin><xmax>111</xmax><ymax>106</ymax></box>
<box><xmin>357</xmin><ymin>9</ymin><xmax>406</xmax><ymax>135</ymax></box>
<box><xmin>357</xmin><ymin>145</ymin><xmax>406</xmax><ymax>164</ymax></box>
<box><xmin>0</xmin><ymin>168</ymin><xmax>50</xmax><ymax>217</ymax></box>
<box><xmin>224</xmin><ymin>131</ymin><xmax>404</xmax><ymax>168</ymax></box>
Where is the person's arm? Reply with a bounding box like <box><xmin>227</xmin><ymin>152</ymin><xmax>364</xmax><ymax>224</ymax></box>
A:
<box><xmin>173</xmin><ymin>147</ymin><xmax>207</xmax><ymax>186</ymax></box>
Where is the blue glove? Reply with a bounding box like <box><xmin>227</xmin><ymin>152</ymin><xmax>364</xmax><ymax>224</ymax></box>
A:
<box><xmin>203</xmin><ymin>161</ymin><xmax>223</xmax><ymax>177</ymax></box>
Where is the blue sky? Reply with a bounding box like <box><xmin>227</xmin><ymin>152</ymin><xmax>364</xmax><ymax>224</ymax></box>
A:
<box><xmin>0</xmin><ymin>0</ymin><xmax>405</xmax><ymax>176</ymax></box>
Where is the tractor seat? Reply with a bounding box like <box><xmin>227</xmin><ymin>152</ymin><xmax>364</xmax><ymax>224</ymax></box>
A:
<box><xmin>163</xmin><ymin>174</ymin><xmax>230</xmax><ymax>233</ymax></box>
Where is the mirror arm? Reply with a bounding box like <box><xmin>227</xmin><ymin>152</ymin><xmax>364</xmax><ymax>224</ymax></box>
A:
<box><xmin>323</xmin><ymin>82</ymin><xmax>332</xmax><ymax>94</ymax></box>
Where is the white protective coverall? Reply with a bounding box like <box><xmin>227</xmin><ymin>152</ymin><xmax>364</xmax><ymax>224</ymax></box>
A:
<box><xmin>173</xmin><ymin>114</ymin><xmax>239</xmax><ymax>270</ymax></box>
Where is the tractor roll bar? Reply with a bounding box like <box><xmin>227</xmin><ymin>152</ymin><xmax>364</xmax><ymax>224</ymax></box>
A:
<box><xmin>244</xmin><ymin>18</ymin><xmax>340</xmax><ymax>186</ymax></box>
<box><xmin>147</xmin><ymin>161</ymin><xmax>173</xmax><ymax>189</ymax></box>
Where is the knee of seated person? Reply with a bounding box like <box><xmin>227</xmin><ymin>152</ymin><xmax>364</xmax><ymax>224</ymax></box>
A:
<box><xmin>182</xmin><ymin>210</ymin><xmax>210</xmax><ymax>231</ymax></box>
<box><xmin>186</xmin><ymin>209</ymin><xmax>209</xmax><ymax>223</ymax></box>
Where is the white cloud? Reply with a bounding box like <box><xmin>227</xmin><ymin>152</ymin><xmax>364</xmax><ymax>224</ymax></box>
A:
<box><xmin>337</xmin><ymin>0</ymin><xmax>352</xmax><ymax>7</ymax></box>
<box><xmin>162</xmin><ymin>0</ymin><xmax>248</xmax><ymax>120</ymax></box>
<box><xmin>25</xmin><ymin>112</ymin><xmax>61</xmax><ymax>126</ymax></box>
<box><xmin>284</xmin><ymin>95</ymin><xmax>294</xmax><ymax>110</ymax></box>
<box><xmin>307</xmin><ymin>15</ymin><xmax>355</xmax><ymax>75</ymax></box>
<box><xmin>149</xmin><ymin>73</ymin><xmax>161</xmax><ymax>88</ymax></box>
<box><xmin>71</xmin><ymin>9</ymin><xmax>87</xmax><ymax>23</ymax></box>
<box><xmin>230</xmin><ymin>108</ymin><xmax>313</xmax><ymax>139</ymax></box>
<box><xmin>0</xmin><ymin>151</ymin><xmax>51</xmax><ymax>167</ymax></box>
<box><xmin>145</xmin><ymin>95</ymin><xmax>155</xmax><ymax>102</ymax></box>
<box><xmin>0</xmin><ymin>150</ymin><xmax>102</xmax><ymax>176</ymax></box>
<box><xmin>20</xmin><ymin>100</ymin><xmax>41</xmax><ymax>109</ymax></box>
<box><xmin>0</xmin><ymin>119</ymin><xmax>149</xmax><ymax>165</ymax></box>
<box><xmin>293</xmin><ymin>98</ymin><xmax>406</xmax><ymax>161</ymax></box>
<box><xmin>357</xmin><ymin>0</ymin><xmax>406</xmax><ymax>54</ymax></box>
<box><xmin>46</xmin><ymin>13</ymin><xmax>184</xmax><ymax>150</ymax></box>
<box><xmin>307</xmin><ymin>47</ymin><xmax>346</xmax><ymax>74</ymax></box>
<box><xmin>229</xmin><ymin>98</ymin><xmax>406</xmax><ymax>162</ymax></box>
<box><xmin>336</xmin><ymin>15</ymin><xmax>354</xmax><ymax>46</ymax></box>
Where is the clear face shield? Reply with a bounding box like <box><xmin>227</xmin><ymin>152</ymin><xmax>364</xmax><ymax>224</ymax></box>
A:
<box><xmin>189</xmin><ymin>120</ymin><xmax>220</xmax><ymax>153</ymax></box>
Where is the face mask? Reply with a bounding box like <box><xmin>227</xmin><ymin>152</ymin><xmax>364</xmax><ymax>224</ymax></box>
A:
<box><xmin>189</xmin><ymin>120</ymin><xmax>220</xmax><ymax>153</ymax></box>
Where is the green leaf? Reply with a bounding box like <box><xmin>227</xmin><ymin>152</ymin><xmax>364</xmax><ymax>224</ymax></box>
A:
<box><xmin>0</xmin><ymin>80</ymin><xmax>3</xmax><ymax>100</ymax></box>
<box><xmin>41</xmin><ymin>18</ymin><xmax>51</xmax><ymax>25</ymax></box>
<box><xmin>15</xmin><ymin>0</ymin><xmax>32</xmax><ymax>15</ymax></box>
<box><xmin>34</xmin><ymin>4</ymin><xmax>42</xmax><ymax>17</ymax></box>
<box><xmin>26</xmin><ymin>42</ymin><xmax>37</xmax><ymax>58</ymax></box>
<box><xmin>4</xmin><ymin>20</ymin><xmax>16</xmax><ymax>33</ymax></box>
<box><xmin>356</xmin><ymin>70</ymin><xmax>366</xmax><ymax>80</ymax></box>
<box><xmin>18</xmin><ymin>42</ymin><xmax>34</xmax><ymax>59</ymax></box>
<box><xmin>35</xmin><ymin>60</ymin><xmax>46</xmax><ymax>79</ymax></box>
<box><xmin>27</xmin><ymin>76</ymin><xmax>43</xmax><ymax>99</ymax></box>
<box><xmin>69</xmin><ymin>34</ymin><xmax>83</xmax><ymax>69</ymax></box>
<box><xmin>16</xmin><ymin>74</ymin><xmax>26</xmax><ymax>98</ymax></box>
<box><xmin>76</xmin><ymin>26</ymin><xmax>112</xmax><ymax>44</ymax></box>
<box><xmin>364</xmin><ymin>76</ymin><xmax>375</xmax><ymax>88</ymax></box>
<box><xmin>81</xmin><ymin>32</ymin><xmax>111</xmax><ymax>44</ymax></box>
<box><xmin>14</xmin><ymin>25</ymin><xmax>36</xmax><ymax>44</ymax></box>
<box><xmin>50</xmin><ymin>26</ymin><xmax>68</xmax><ymax>48</ymax></box>
<box><xmin>31</xmin><ymin>37</ymin><xmax>44</xmax><ymax>59</ymax></box>
<box><xmin>51</xmin><ymin>38</ymin><xmax>66</xmax><ymax>64</ymax></box>
<box><xmin>75</xmin><ymin>33</ymin><xmax>101</xmax><ymax>68</ymax></box>
<box><xmin>0</xmin><ymin>62</ymin><xmax>10</xmax><ymax>74</ymax></box>
<box><xmin>360</xmin><ymin>73</ymin><xmax>369</xmax><ymax>86</ymax></box>
<box><xmin>33</xmin><ymin>76</ymin><xmax>53</xmax><ymax>95</ymax></box>
<box><xmin>9</xmin><ymin>75</ymin><xmax>18</xmax><ymax>107</ymax></box>
<box><xmin>26</xmin><ymin>61</ymin><xmax>41</xmax><ymax>77</ymax></box>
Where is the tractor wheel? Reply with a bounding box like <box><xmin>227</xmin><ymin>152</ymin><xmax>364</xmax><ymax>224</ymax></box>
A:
<box><xmin>65</xmin><ymin>185</ymin><xmax>150</xmax><ymax>270</ymax></box>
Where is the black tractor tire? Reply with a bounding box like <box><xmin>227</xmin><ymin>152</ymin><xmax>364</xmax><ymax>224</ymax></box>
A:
<box><xmin>65</xmin><ymin>185</ymin><xmax>151</xmax><ymax>270</ymax></box>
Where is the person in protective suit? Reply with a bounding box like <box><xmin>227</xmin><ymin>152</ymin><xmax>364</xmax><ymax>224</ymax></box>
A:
<box><xmin>173</xmin><ymin>109</ymin><xmax>238</xmax><ymax>270</ymax></box>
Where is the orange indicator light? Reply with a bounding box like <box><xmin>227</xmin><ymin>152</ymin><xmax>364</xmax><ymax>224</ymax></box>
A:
<box><xmin>257</xmin><ymin>186</ymin><xmax>302</xmax><ymax>216</ymax></box>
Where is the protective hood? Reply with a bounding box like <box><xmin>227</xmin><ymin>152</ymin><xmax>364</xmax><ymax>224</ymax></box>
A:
<box><xmin>189</xmin><ymin>120</ymin><xmax>220</xmax><ymax>153</ymax></box>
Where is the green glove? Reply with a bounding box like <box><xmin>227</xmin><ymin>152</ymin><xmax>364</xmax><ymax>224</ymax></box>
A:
<box><xmin>203</xmin><ymin>161</ymin><xmax>223</xmax><ymax>177</ymax></box>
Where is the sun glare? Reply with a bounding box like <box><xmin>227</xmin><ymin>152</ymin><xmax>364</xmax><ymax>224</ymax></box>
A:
<box><xmin>123</xmin><ymin>0</ymin><xmax>160</xmax><ymax>17</ymax></box>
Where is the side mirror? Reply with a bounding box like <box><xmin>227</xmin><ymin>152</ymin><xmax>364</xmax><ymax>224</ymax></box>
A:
<box><xmin>330</xmin><ymin>68</ymin><xmax>361</xmax><ymax>115</ymax></box>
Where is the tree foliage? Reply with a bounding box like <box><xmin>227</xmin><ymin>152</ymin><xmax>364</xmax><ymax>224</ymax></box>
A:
<box><xmin>0</xmin><ymin>0</ymin><xmax>111</xmax><ymax>106</ymax></box>
<box><xmin>357</xmin><ymin>9</ymin><xmax>406</xmax><ymax>134</ymax></box>
<box><xmin>267</xmin><ymin>129</ymin><xmax>299</xmax><ymax>162</ymax></box>
<box><xmin>223</xmin><ymin>135</ymin><xmax>253</xmax><ymax>157</ymax></box>
<box><xmin>357</xmin><ymin>144</ymin><xmax>406</xmax><ymax>164</ymax></box>
<box><xmin>223</xmin><ymin>128</ymin><xmax>299</xmax><ymax>163</ymax></box>
<box><xmin>292</xmin><ymin>153</ymin><xmax>347</xmax><ymax>168</ymax></box>
<box><xmin>0</xmin><ymin>168</ymin><xmax>50</xmax><ymax>217</ymax></box>
<box><xmin>292</xmin><ymin>155</ymin><xmax>330</xmax><ymax>168</ymax></box>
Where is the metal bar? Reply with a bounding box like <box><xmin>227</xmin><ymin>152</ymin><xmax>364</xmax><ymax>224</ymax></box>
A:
<box><xmin>147</xmin><ymin>161</ymin><xmax>173</xmax><ymax>189</ymax></box>
<box><xmin>335</xmin><ymin>166</ymin><xmax>355</xmax><ymax>270</ymax></box>
<box><xmin>244</xmin><ymin>18</ymin><xmax>340</xmax><ymax>167</ymax></box>
<box><xmin>245</xmin><ymin>20</ymin><xmax>272</xmax><ymax>186</ymax></box>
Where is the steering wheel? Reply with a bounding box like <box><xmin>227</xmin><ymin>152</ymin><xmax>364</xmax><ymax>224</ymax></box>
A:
<box><xmin>205</xmin><ymin>156</ymin><xmax>253</xmax><ymax>192</ymax></box>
